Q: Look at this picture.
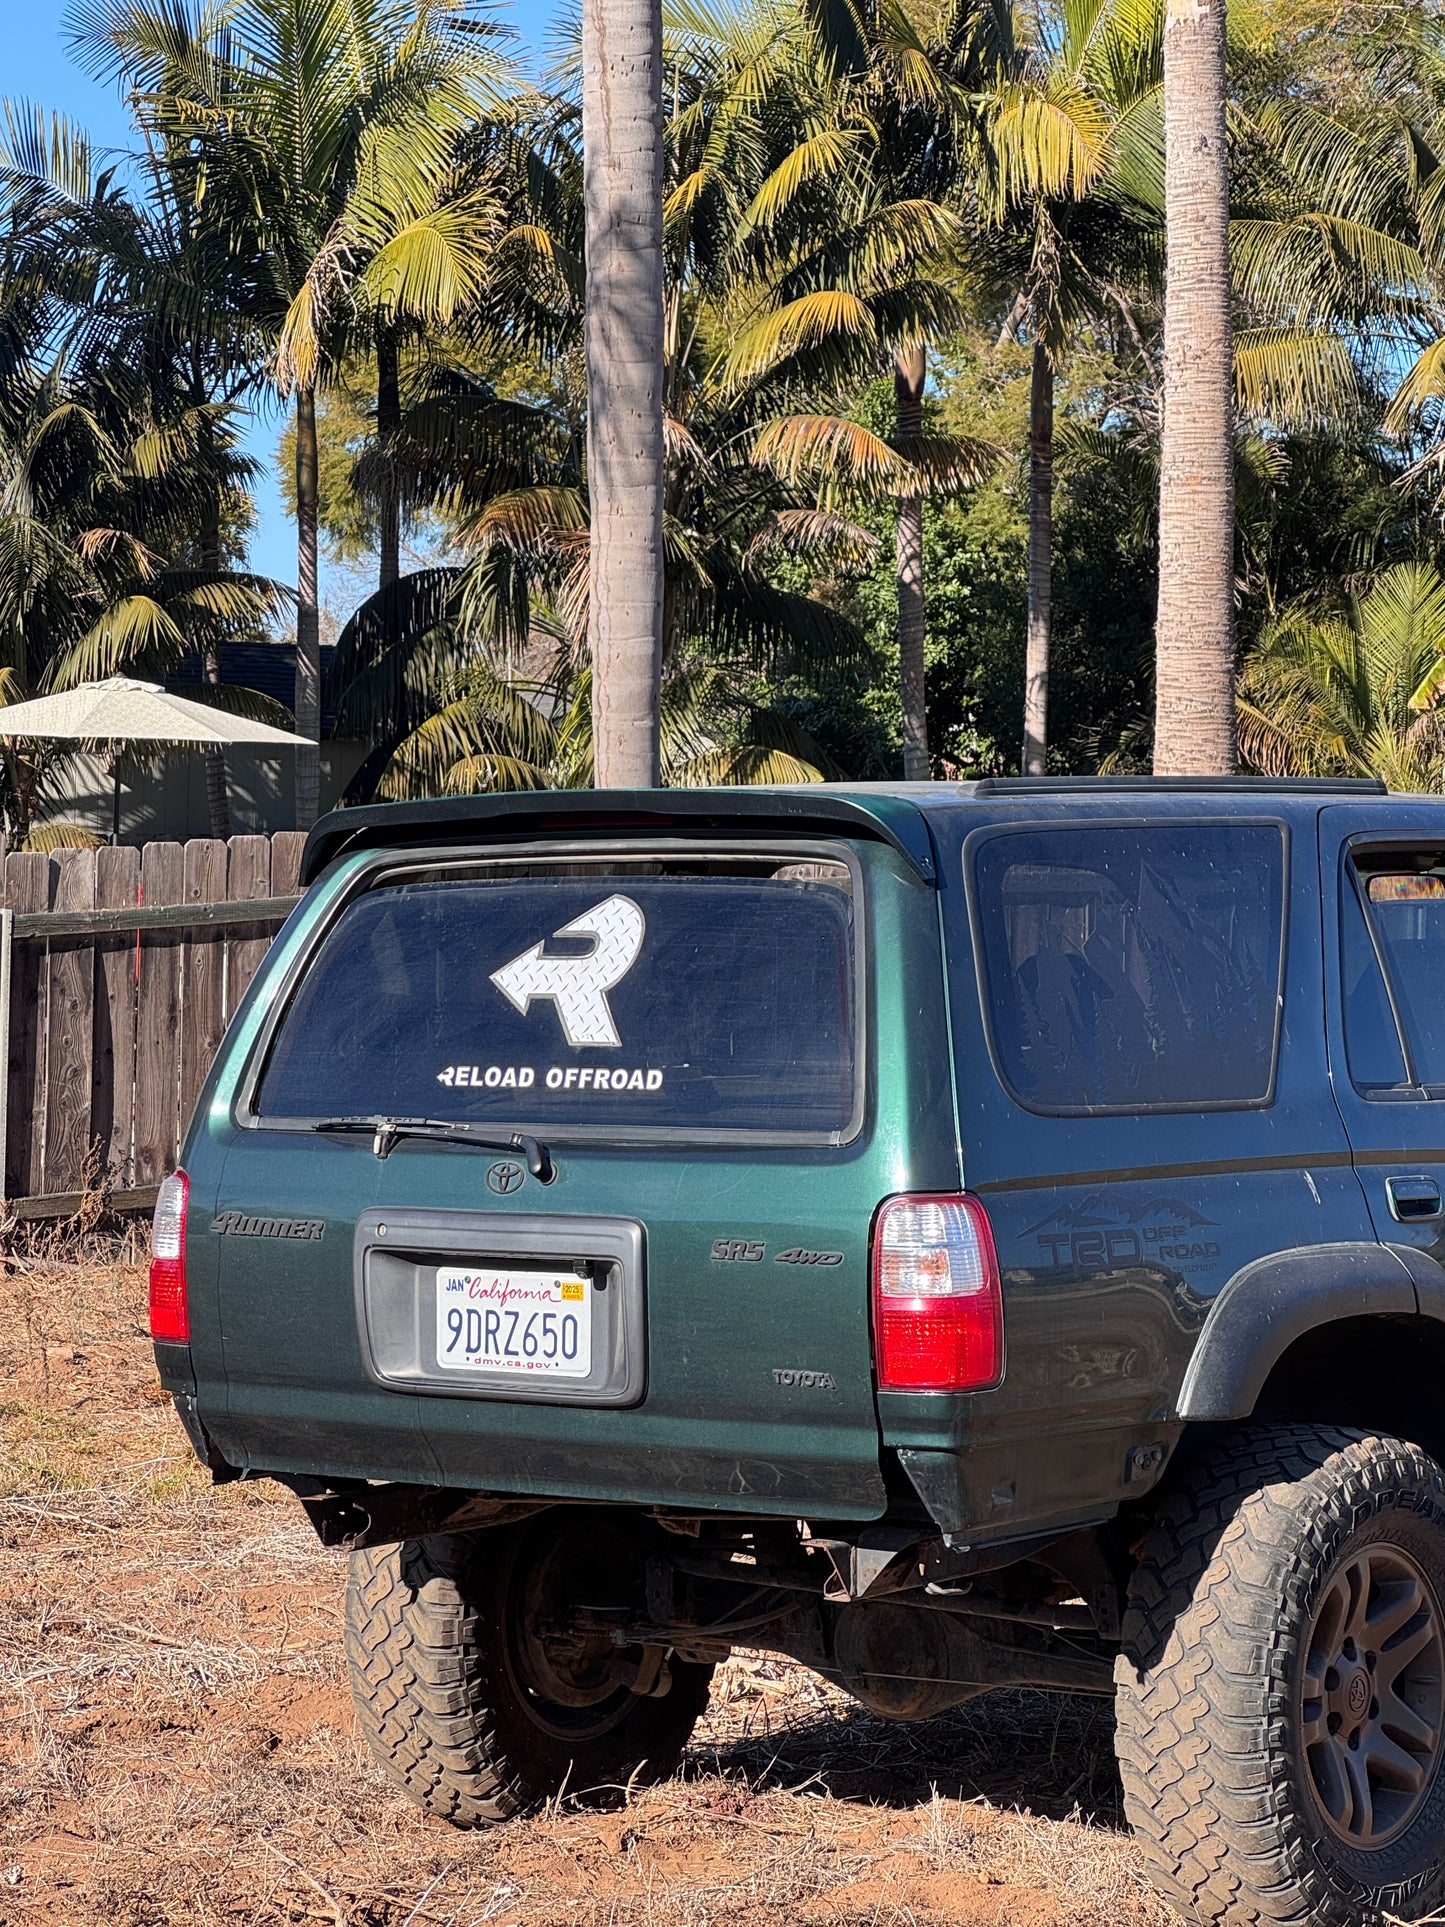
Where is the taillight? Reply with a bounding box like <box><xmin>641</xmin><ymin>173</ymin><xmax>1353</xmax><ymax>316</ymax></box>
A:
<box><xmin>149</xmin><ymin>1169</ymin><xmax>190</xmax><ymax>1342</ymax></box>
<box><xmin>871</xmin><ymin>1193</ymin><xmax>1003</xmax><ymax>1391</ymax></box>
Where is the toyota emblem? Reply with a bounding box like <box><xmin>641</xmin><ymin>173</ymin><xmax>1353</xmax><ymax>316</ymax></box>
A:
<box><xmin>486</xmin><ymin>1160</ymin><xmax>526</xmax><ymax>1196</ymax></box>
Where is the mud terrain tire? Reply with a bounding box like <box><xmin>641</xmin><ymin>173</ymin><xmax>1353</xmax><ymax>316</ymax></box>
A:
<box><xmin>346</xmin><ymin>1525</ymin><xmax>714</xmax><ymax>1826</ymax></box>
<box><xmin>1116</xmin><ymin>1426</ymin><xmax>1445</xmax><ymax>1926</ymax></box>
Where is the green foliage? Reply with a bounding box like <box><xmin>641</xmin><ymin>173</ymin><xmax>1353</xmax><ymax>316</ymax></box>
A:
<box><xmin>12</xmin><ymin>0</ymin><xmax>1445</xmax><ymax>814</ymax></box>
<box><xmin>1240</xmin><ymin>564</ymin><xmax>1445</xmax><ymax>789</ymax></box>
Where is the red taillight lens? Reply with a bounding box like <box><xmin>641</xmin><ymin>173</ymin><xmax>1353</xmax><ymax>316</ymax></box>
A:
<box><xmin>871</xmin><ymin>1193</ymin><xmax>1002</xmax><ymax>1391</ymax></box>
<box><xmin>149</xmin><ymin>1169</ymin><xmax>190</xmax><ymax>1342</ymax></box>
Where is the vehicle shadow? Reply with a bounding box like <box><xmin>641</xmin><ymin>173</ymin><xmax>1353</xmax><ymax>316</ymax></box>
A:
<box><xmin>691</xmin><ymin>1684</ymin><xmax>1127</xmax><ymax>1829</ymax></box>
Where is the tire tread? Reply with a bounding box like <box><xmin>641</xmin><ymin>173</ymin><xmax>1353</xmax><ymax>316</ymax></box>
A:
<box><xmin>1116</xmin><ymin>1425</ymin><xmax>1445</xmax><ymax>1927</ymax></box>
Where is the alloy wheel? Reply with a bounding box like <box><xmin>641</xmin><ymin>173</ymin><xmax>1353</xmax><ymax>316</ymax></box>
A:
<box><xmin>1301</xmin><ymin>1543</ymin><xmax>1445</xmax><ymax>1848</ymax></box>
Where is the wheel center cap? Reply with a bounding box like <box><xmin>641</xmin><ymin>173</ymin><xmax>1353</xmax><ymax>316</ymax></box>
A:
<box><xmin>1345</xmin><ymin>1668</ymin><xmax>1371</xmax><ymax>1719</ymax></box>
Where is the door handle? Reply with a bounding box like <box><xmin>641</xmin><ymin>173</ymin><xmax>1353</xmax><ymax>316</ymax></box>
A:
<box><xmin>1386</xmin><ymin>1176</ymin><xmax>1443</xmax><ymax>1223</ymax></box>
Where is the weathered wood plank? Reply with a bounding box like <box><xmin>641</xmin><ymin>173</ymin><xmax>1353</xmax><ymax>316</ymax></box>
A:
<box><xmin>42</xmin><ymin>850</ymin><xmax>97</xmax><ymax>1196</ymax></box>
<box><xmin>94</xmin><ymin>844</ymin><xmax>141</xmax><ymax>1187</ymax></box>
<box><xmin>134</xmin><ymin>843</ymin><xmax>185</xmax><ymax>1186</ymax></box>
<box><xmin>4</xmin><ymin>853</ymin><xmax>52</xmax><ymax>1200</ymax></box>
<box><xmin>11</xmin><ymin>1183</ymin><xmax>158</xmax><ymax>1221</ymax></box>
<box><xmin>179</xmin><ymin>840</ymin><xmax>228</xmax><ymax>1133</ymax></box>
<box><xmin>14</xmin><ymin>895</ymin><xmax>298</xmax><ymax>939</ymax></box>
<box><xmin>225</xmin><ymin>835</ymin><xmax>274</xmax><ymax>1019</ymax></box>
<box><xmin>270</xmin><ymin>830</ymin><xmax>306</xmax><ymax>899</ymax></box>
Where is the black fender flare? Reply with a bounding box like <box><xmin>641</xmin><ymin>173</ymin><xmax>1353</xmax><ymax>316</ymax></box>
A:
<box><xmin>1176</xmin><ymin>1242</ymin><xmax>1441</xmax><ymax>1421</ymax></box>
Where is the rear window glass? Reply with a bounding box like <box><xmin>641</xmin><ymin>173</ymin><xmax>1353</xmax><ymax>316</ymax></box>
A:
<box><xmin>970</xmin><ymin>824</ymin><xmax>1287</xmax><ymax>1114</ymax></box>
<box><xmin>257</xmin><ymin>855</ymin><xmax>858</xmax><ymax>1137</ymax></box>
<box><xmin>1349</xmin><ymin>856</ymin><xmax>1445</xmax><ymax>1091</ymax></box>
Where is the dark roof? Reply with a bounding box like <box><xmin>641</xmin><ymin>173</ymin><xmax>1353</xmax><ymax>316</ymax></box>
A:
<box><xmin>169</xmin><ymin>642</ymin><xmax>341</xmax><ymax>736</ymax></box>
<box><xmin>300</xmin><ymin>775</ymin><xmax>1414</xmax><ymax>887</ymax></box>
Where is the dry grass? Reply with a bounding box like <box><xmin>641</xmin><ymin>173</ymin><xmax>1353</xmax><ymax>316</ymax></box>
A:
<box><xmin>0</xmin><ymin>1254</ymin><xmax>1177</xmax><ymax>1927</ymax></box>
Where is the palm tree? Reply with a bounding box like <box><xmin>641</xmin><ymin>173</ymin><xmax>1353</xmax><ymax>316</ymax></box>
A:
<box><xmin>1153</xmin><ymin>0</ymin><xmax>1236</xmax><ymax>773</ymax></box>
<box><xmin>865</xmin><ymin>0</ymin><xmax>1002</xmax><ymax>777</ymax></box>
<box><xmin>0</xmin><ymin>85</ymin><xmax>273</xmax><ymax>832</ymax></box>
<box><xmin>91</xmin><ymin>0</ymin><xmax>511</xmax><ymax>828</ymax></box>
<box><xmin>364</xmin><ymin>647</ymin><xmax>837</xmax><ymax>796</ymax></box>
<box><xmin>0</xmin><ymin>98</ymin><xmax>290</xmax><ymax>837</ymax></box>
<box><xmin>325</xmin><ymin>4</ymin><xmax>983</xmax><ymax>796</ymax></box>
<box><xmin>982</xmin><ymin>0</ymin><xmax>1165</xmax><ymax>774</ymax></box>
<box><xmin>582</xmin><ymin>0</ymin><xmax>666</xmax><ymax>787</ymax></box>
<box><xmin>0</xmin><ymin>342</ymin><xmax>285</xmax><ymax>844</ymax></box>
<box><xmin>698</xmin><ymin>0</ymin><xmax>994</xmax><ymax>774</ymax></box>
<box><xmin>1239</xmin><ymin>562</ymin><xmax>1445</xmax><ymax>790</ymax></box>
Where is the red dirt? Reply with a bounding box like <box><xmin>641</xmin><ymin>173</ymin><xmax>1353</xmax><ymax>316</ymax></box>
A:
<box><xmin>0</xmin><ymin>1257</ymin><xmax>1172</xmax><ymax>1927</ymax></box>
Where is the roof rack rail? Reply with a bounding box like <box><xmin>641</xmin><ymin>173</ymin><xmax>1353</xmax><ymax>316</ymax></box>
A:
<box><xmin>969</xmin><ymin>776</ymin><xmax>1389</xmax><ymax>796</ymax></box>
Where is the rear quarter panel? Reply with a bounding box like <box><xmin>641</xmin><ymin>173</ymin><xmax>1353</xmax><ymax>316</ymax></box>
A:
<box><xmin>889</xmin><ymin>797</ymin><xmax>1372</xmax><ymax>1544</ymax></box>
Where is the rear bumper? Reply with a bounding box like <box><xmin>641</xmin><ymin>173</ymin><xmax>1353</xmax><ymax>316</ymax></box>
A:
<box><xmin>890</xmin><ymin>1416</ymin><xmax>1182</xmax><ymax>1548</ymax></box>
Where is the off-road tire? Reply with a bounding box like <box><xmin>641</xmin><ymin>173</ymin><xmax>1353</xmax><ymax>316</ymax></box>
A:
<box><xmin>1116</xmin><ymin>1425</ymin><xmax>1445</xmax><ymax>1927</ymax></box>
<box><xmin>346</xmin><ymin>1528</ymin><xmax>714</xmax><ymax>1826</ymax></box>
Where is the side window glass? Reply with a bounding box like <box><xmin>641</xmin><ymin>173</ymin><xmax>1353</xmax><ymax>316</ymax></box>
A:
<box><xmin>970</xmin><ymin>824</ymin><xmax>1287</xmax><ymax>1115</ymax></box>
<box><xmin>1339</xmin><ymin>876</ymin><xmax>1410</xmax><ymax>1093</ymax></box>
<box><xmin>1353</xmin><ymin>861</ymin><xmax>1445</xmax><ymax>1091</ymax></box>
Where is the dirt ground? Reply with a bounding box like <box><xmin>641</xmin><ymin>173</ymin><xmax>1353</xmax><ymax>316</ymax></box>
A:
<box><xmin>0</xmin><ymin>1253</ymin><xmax>1175</xmax><ymax>1927</ymax></box>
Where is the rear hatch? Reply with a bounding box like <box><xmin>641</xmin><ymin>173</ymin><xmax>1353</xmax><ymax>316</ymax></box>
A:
<box><xmin>194</xmin><ymin>825</ymin><xmax>956</xmax><ymax>1521</ymax></box>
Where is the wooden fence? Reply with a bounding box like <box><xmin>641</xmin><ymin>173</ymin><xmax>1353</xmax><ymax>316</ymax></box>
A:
<box><xmin>1</xmin><ymin>831</ymin><xmax>307</xmax><ymax>1212</ymax></box>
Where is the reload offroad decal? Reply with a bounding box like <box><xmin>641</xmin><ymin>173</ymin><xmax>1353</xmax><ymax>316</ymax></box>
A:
<box><xmin>490</xmin><ymin>894</ymin><xmax>645</xmax><ymax>1048</ymax></box>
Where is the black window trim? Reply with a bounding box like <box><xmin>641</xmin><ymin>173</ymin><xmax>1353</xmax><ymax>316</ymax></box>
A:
<box><xmin>236</xmin><ymin>835</ymin><xmax>871</xmax><ymax>1151</ymax></box>
<box><xmin>961</xmin><ymin>815</ymin><xmax>1292</xmax><ymax>1119</ymax></box>
<box><xmin>1339</xmin><ymin>833</ymin><xmax>1445</xmax><ymax>1103</ymax></box>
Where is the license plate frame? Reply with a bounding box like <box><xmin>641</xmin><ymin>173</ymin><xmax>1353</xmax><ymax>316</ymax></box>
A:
<box><xmin>354</xmin><ymin>1209</ymin><xmax>646</xmax><ymax>1406</ymax></box>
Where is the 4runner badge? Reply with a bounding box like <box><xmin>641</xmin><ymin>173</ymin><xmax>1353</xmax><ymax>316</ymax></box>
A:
<box><xmin>491</xmin><ymin>895</ymin><xmax>645</xmax><ymax>1048</ymax></box>
<box><xmin>212</xmin><ymin>1212</ymin><xmax>324</xmax><ymax>1240</ymax></box>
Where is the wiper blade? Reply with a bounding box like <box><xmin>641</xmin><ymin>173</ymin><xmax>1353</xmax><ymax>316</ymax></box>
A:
<box><xmin>313</xmin><ymin>1116</ymin><xmax>554</xmax><ymax>1181</ymax></box>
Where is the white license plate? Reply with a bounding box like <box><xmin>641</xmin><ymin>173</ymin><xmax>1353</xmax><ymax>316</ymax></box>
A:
<box><xmin>435</xmin><ymin>1266</ymin><xmax>592</xmax><ymax>1377</ymax></box>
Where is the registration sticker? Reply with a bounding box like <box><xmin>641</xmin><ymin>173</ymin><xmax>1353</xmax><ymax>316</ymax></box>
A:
<box><xmin>435</xmin><ymin>1266</ymin><xmax>592</xmax><ymax>1378</ymax></box>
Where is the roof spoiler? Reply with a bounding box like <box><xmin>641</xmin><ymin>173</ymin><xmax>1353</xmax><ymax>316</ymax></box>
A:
<box><xmin>300</xmin><ymin>789</ymin><xmax>939</xmax><ymax>888</ymax></box>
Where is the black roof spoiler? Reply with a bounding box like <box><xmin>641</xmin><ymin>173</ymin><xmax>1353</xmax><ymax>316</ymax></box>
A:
<box><xmin>300</xmin><ymin>789</ymin><xmax>939</xmax><ymax>888</ymax></box>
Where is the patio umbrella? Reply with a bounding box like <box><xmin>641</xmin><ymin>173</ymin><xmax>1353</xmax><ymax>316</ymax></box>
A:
<box><xmin>0</xmin><ymin>676</ymin><xmax>311</xmax><ymax>839</ymax></box>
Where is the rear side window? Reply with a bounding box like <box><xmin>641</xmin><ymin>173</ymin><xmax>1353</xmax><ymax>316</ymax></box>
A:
<box><xmin>256</xmin><ymin>854</ymin><xmax>859</xmax><ymax>1139</ymax></box>
<box><xmin>1345</xmin><ymin>856</ymin><xmax>1445</xmax><ymax>1093</ymax></box>
<box><xmin>969</xmin><ymin>824</ymin><xmax>1287</xmax><ymax>1114</ymax></box>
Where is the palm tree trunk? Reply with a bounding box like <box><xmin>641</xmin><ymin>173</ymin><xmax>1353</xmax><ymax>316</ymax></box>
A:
<box><xmin>582</xmin><ymin>0</ymin><xmax>664</xmax><ymax>788</ymax></box>
<box><xmin>1153</xmin><ymin>0</ymin><xmax>1236</xmax><ymax>774</ymax></box>
<box><xmin>198</xmin><ymin>482</ymin><xmax>231</xmax><ymax>839</ymax></box>
<box><xmin>377</xmin><ymin>326</ymin><xmax>401</xmax><ymax>594</ymax></box>
<box><xmin>294</xmin><ymin>383</ymin><xmax>322</xmax><ymax>828</ymax></box>
<box><xmin>894</xmin><ymin>342</ymin><xmax>928</xmax><ymax>780</ymax></box>
<box><xmin>1023</xmin><ymin>340</ymin><xmax>1053</xmax><ymax>776</ymax></box>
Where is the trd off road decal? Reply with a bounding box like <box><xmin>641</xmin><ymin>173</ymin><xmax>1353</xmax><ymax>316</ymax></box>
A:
<box><xmin>1024</xmin><ymin>1192</ymin><xmax>1222</xmax><ymax>1278</ymax></box>
<box><xmin>490</xmin><ymin>894</ymin><xmax>645</xmax><ymax>1048</ymax></box>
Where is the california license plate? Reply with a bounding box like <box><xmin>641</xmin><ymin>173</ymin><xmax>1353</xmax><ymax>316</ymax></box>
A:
<box><xmin>435</xmin><ymin>1266</ymin><xmax>592</xmax><ymax>1377</ymax></box>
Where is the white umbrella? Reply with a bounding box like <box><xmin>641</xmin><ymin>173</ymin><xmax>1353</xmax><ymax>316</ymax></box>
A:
<box><xmin>0</xmin><ymin>676</ymin><xmax>311</xmax><ymax>838</ymax></box>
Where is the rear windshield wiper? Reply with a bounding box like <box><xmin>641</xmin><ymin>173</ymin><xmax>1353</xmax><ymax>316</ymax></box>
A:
<box><xmin>313</xmin><ymin>1116</ymin><xmax>554</xmax><ymax>1181</ymax></box>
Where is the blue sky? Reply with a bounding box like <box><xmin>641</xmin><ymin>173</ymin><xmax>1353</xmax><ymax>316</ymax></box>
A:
<box><xmin>6</xmin><ymin>2</ymin><xmax>565</xmax><ymax>597</ymax></box>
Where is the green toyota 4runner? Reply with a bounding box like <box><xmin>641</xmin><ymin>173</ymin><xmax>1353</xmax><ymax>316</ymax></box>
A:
<box><xmin>153</xmin><ymin>778</ymin><xmax>1445</xmax><ymax>1927</ymax></box>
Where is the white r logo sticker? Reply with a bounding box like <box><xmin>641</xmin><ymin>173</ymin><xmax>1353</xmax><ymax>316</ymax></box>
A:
<box><xmin>490</xmin><ymin>895</ymin><xmax>646</xmax><ymax>1048</ymax></box>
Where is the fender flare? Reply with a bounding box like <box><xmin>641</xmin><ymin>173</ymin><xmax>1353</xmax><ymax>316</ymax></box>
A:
<box><xmin>1176</xmin><ymin>1242</ymin><xmax>1435</xmax><ymax>1421</ymax></box>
